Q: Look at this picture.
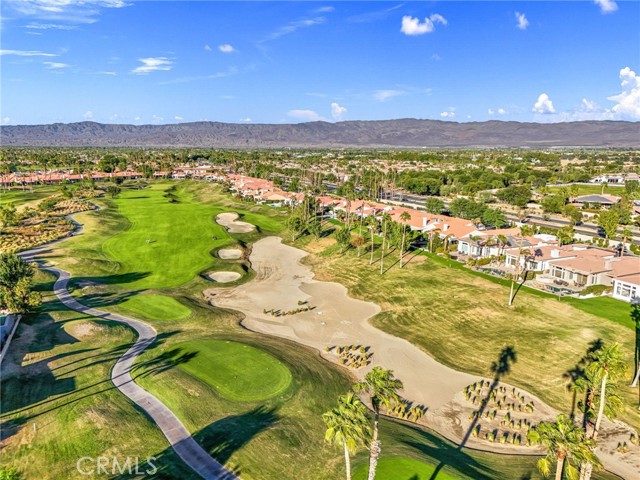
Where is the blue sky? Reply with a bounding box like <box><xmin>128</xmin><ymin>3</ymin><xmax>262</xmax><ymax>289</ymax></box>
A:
<box><xmin>1</xmin><ymin>1</ymin><xmax>639</xmax><ymax>125</ymax></box>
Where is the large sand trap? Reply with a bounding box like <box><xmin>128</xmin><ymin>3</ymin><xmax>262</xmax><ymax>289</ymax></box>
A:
<box><xmin>204</xmin><ymin>271</ymin><xmax>241</xmax><ymax>283</ymax></box>
<box><xmin>218</xmin><ymin>248</ymin><xmax>243</xmax><ymax>260</ymax></box>
<box><xmin>216</xmin><ymin>212</ymin><xmax>255</xmax><ymax>233</ymax></box>
<box><xmin>211</xmin><ymin>237</ymin><xmax>640</xmax><ymax>475</ymax></box>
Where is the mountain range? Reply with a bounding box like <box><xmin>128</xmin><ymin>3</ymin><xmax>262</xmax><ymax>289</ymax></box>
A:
<box><xmin>1</xmin><ymin>119</ymin><xmax>639</xmax><ymax>148</ymax></box>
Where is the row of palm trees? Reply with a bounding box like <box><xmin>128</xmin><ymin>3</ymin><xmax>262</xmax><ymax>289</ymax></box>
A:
<box><xmin>323</xmin><ymin>367</ymin><xmax>404</xmax><ymax>480</ymax></box>
<box><xmin>527</xmin><ymin>342</ymin><xmax>628</xmax><ymax>480</ymax></box>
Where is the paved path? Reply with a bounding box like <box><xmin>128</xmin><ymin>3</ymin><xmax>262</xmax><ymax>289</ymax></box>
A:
<box><xmin>20</xmin><ymin>216</ymin><xmax>237</xmax><ymax>480</ymax></box>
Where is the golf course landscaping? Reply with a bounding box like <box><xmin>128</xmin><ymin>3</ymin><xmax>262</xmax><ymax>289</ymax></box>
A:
<box><xmin>0</xmin><ymin>180</ymin><xmax>631</xmax><ymax>479</ymax></box>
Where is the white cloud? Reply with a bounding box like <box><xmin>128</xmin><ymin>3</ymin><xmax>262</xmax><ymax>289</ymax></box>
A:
<box><xmin>487</xmin><ymin>108</ymin><xmax>494</xmax><ymax>115</ymax></box>
<box><xmin>400</xmin><ymin>14</ymin><xmax>447</xmax><ymax>36</ymax></box>
<box><xmin>532</xmin><ymin>93</ymin><xmax>556</xmax><ymax>114</ymax></box>
<box><xmin>287</xmin><ymin>109</ymin><xmax>326</xmax><ymax>122</ymax></box>
<box><xmin>157</xmin><ymin>66</ymin><xmax>238</xmax><ymax>85</ymax></box>
<box><xmin>261</xmin><ymin>16</ymin><xmax>326</xmax><ymax>43</ymax></box>
<box><xmin>515</xmin><ymin>12</ymin><xmax>529</xmax><ymax>30</ymax></box>
<box><xmin>83</xmin><ymin>110</ymin><xmax>93</xmax><ymax>120</ymax></box>
<box><xmin>2</xmin><ymin>117</ymin><xmax>11</xmax><ymax>125</ymax></box>
<box><xmin>5</xmin><ymin>0</ymin><xmax>130</xmax><ymax>24</ymax></box>
<box><xmin>97</xmin><ymin>71</ymin><xmax>116</xmax><ymax>75</ymax></box>
<box><xmin>218</xmin><ymin>44</ymin><xmax>235</xmax><ymax>53</ymax></box>
<box><xmin>431</xmin><ymin>53</ymin><xmax>441</xmax><ymax>61</ymax></box>
<box><xmin>331</xmin><ymin>102</ymin><xmax>347</xmax><ymax>120</ymax></box>
<box><xmin>373</xmin><ymin>89</ymin><xmax>404</xmax><ymax>102</ymax></box>
<box><xmin>594</xmin><ymin>0</ymin><xmax>618</xmax><ymax>14</ymax></box>
<box><xmin>314</xmin><ymin>6</ymin><xmax>335</xmax><ymax>14</ymax></box>
<box><xmin>204</xmin><ymin>44</ymin><xmax>212</xmax><ymax>51</ymax></box>
<box><xmin>43</xmin><ymin>61</ymin><xmax>69</xmax><ymax>69</ymax></box>
<box><xmin>151</xmin><ymin>115</ymin><xmax>164</xmax><ymax>124</ymax></box>
<box><xmin>26</xmin><ymin>23</ymin><xmax>77</xmax><ymax>30</ymax></box>
<box><xmin>440</xmin><ymin>109</ymin><xmax>455</xmax><ymax>118</ymax></box>
<box><xmin>133</xmin><ymin>116</ymin><xmax>141</xmax><ymax>122</ymax></box>
<box><xmin>131</xmin><ymin>57</ymin><xmax>173</xmax><ymax>75</ymax></box>
<box><xmin>581</xmin><ymin>98</ymin><xmax>598</xmax><ymax>111</ymax></box>
<box><xmin>498</xmin><ymin>108</ymin><xmax>507</xmax><ymax>115</ymax></box>
<box><xmin>239</xmin><ymin>117</ymin><xmax>252</xmax><ymax>123</ymax></box>
<box><xmin>0</xmin><ymin>49</ymin><xmax>57</xmax><ymax>57</ymax></box>
<box><xmin>174</xmin><ymin>116</ymin><xmax>183</xmax><ymax>121</ymax></box>
<box><xmin>608</xmin><ymin>67</ymin><xmax>640</xmax><ymax>119</ymax></box>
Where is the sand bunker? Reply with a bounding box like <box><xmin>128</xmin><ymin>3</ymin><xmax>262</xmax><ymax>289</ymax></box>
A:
<box><xmin>217</xmin><ymin>248</ymin><xmax>243</xmax><ymax>260</ymax></box>
<box><xmin>204</xmin><ymin>271</ymin><xmax>242</xmax><ymax>283</ymax></box>
<box><xmin>216</xmin><ymin>212</ymin><xmax>255</xmax><ymax>233</ymax></box>
<box><xmin>210</xmin><ymin>237</ymin><xmax>640</xmax><ymax>476</ymax></box>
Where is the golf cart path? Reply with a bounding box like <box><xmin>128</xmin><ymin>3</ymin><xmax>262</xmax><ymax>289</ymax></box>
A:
<box><xmin>19</xmin><ymin>215</ymin><xmax>237</xmax><ymax>480</ymax></box>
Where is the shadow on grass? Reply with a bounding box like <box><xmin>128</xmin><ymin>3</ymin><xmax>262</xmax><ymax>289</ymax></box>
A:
<box><xmin>123</xmin><ymin>406</ymin><xmax>279</xmax><ymax>480</ymax></box>
<box><xmin>0</xmin><ymin>328</ymin><xmax>182</xmax><ymax>423</ymax></box>
<box><xmin>428</xmin><ymin>346</ymin><xmax>517</xmax><ymax>480</ymax></box>
<box><xmin>70</xmin><ymin>271</ymin><xmax>151</xmax><ymax>287</ymax></box>
<box><xmin>131</xmin><ymin>348</ymin><xmax>198</xmax><ymax>379</ymax></box>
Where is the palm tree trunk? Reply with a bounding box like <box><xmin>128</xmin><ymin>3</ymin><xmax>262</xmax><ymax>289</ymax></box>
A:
<box><xmin>580</xmin><ymin>373</ymin><xmax>609</xmax><ymax>480</ymax></box>
<box><xmin>556</xmin><ymin>456</ymin><xmax>565</xmax><ymax>480</ymax></box>
<box><xmin>369</xmin><ymin>228</ymin><xmax>375</xmax><ymax>265</ymax></box>
<box><xmin>400</xmin><ymin>230</ymin><xmax>406</xmax><ymax>268</ymax></box>
<box><xmin>367</xmin><ymin>413</ymin><xmax>380</xmax><ymax>480</ymax></box>
<box><xmin>380</xmin><ymin>222</ymin><xmax>387</xmax><ymax>275</ymax></box>
<box><xmin>508</xmin><ymin>277</ymin><xmax>516</xmax><ymax>306</ymax></box>
<box><xmin>343</xmin><ymin>442</ymin><xmax>352</xmax><ymax>480</ymax></box>
<box><xmin>593</xmin><ymin>372</ymin><xmax>608</xmax><ymax>438</ymax></box>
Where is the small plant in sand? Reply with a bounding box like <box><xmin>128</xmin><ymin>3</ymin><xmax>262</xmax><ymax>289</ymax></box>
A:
<box><xmin>266</xmin><ymin>304</ymin><xmax>317</xmax><ymax>316</ymax></box>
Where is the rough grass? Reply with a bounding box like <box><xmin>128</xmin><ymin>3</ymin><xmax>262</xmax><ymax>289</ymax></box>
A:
<box><xmin>118</xmin><ymin>294</ymin><xmax>191</xmax><ymax>321</ymax></box>
<box><xmin>175</xmin><ymin>339</ymin><xmax>293</xmax><ymax>402</ymax></box>
<box><xmin>353</xmin><ymin>456</ymin><xmax>460</xmax><ymax>480</ymax></box>
<box><xmin>545</xmin><ymin>184</ymin><xmax>627</xmax><ymax>196</ymax></box>
<box><xmin>303</xmin><ymin>235</ymin><xmax>640</xmax><ymax>432</ymax></box>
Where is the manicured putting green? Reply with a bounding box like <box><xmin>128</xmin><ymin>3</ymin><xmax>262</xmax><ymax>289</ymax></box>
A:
<box><xmin>353</xmin><ymin>457</ymin><xmax>460</xmax><ymax>480</ymax></box>
<box><xmin>176</xmin><ymin>339</ymin><xmax>292</xmax><ymax>402</ymax></box>
<box><xmin>102</xmin><ymin>185</ymin><xmax>226</xmax><ymax>289</ymax></box>
<box><xmin>118</xmin><ymin>294</ymin><xmax>191</xmax><ymax>321</ymax></box>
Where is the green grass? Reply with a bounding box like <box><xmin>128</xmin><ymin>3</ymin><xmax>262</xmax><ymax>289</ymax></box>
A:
<box><xmin>102</xmin><ymin>184</ymin><xmax>228</xmax><ymax>289</ymax></box>
<box><xmin>545</xmin><ymin>184</ymin><xmax>627</xmax><ymax>197</ymax></box>
<box><xmin>118</xmin><ymin>294</ymin><xmax>191</xmax><ymax>321</ymax></box>
<box><xmin>0</xmin><ymin>186</ymin><xmax>58</xmax><ymax>208</ymax></box>
<box><xmin>353</xmin><ymin>456</ymin><xmax>460</xmax><ymax>480</ymax></box>
<box><xmin>175</xmin><ymin>339</ymin><xmax>292</xmax><ymax>402</ymax></box>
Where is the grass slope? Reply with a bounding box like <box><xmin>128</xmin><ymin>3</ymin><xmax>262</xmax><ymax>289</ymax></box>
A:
<box><xmin>118</xmin><ymin>294</ymin><xmax>191</xmax><ymax>321</ymax></box>
<box><xmin>353</xmin><ymin>456</ymin><xmax>460</xmax><ymax>480</ymax></box>
<box><xmin>175</xmin><ymin>339</ymin><xmax>292</xmax><ymax>402</ymax></box>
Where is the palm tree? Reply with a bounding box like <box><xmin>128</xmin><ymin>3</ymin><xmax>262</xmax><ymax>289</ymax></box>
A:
<box><xmin>323</xmin><ymin>392</ymin><xmax>372</xmax><ymax>480</ymax></box>
<box><xmin>399</xmin><ymin>211</ymin><xmax>411</xmax><ymax>268</ymax></box>
<box><xmin>528</xmin><ymin>415</ymin><xmax>599</xmax><ymax>480</ymax></box>
<box><xmin>579</xmin><ymin>344</ymin><xmax>626</xmax><ymax>480</ymax></box>
<box><xmin>352</xmin><ymin>235</ymin><xmax>367</xmax><ymax>257</ymax></box>
<box><xmin>379</xmin><ymin>213</ymin><xmax>391</xmax><ymax>275</ymax></box>
<box><xmin>429</xmin><ymin>228</ymin><xmax>441</xmax><ymax>253</ymax></box>
<box><xmin>366</xmin><ymin>215</ymin><xmax>378</xmax><ymax>265</ymax></box>
<box><xmin>496</xmin><ymin>234</ymin><xmax>508</xmax><ymax>256</ymax></box>
<box><xmin>353</xmin><ymin>367</ymin><xmax>404</xmax><ymax>480</ymax></box>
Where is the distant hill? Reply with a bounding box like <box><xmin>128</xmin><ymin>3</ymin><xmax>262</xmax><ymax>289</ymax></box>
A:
<box><xmin>1</xmin><ymin>119</ymin><xmax>639</xmax><ymax>148</ymax></box>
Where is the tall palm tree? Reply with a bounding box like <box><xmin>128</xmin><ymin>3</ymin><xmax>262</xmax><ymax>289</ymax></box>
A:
<box><xmin>323</xmin><ymin>392</ymin><xmax>372</xmax><ymax>480</ymax></box>
<box><xmin>379</xmin><ymin>213</ymin><xmax>391</xmax><ymax>275</ymax></box>
<box><xmin>399</xmin><ymin>211</ymin><xmax>411</xmax><ymax>268</ymax></box>
<box><xmin>429</xmin><ymin>228</ymin><xmax>441</xmax><ymax>253</ymax></box>
<box><xmin>528</xmin><ymin>414</ymin><xmax>599</xmax><ymax>480</ymax></box>
<box><xmin>496</xmin><ymin>234</ymin><xmax>508</xmax><ymax>256</ymax></box>
<box><xmin>353</xmin><ymin>367</ymin><xmax>404</xmax><ymax>480</ymax></box>
<box><xmin>579</xmin><ymin>343</ymin><xmax>626</xmax><ymax>480</ymax></box>
<box><xmin>366</xmin><ymin>215</ymin><xmax>378</xmax><ymax>265</ymax></box>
